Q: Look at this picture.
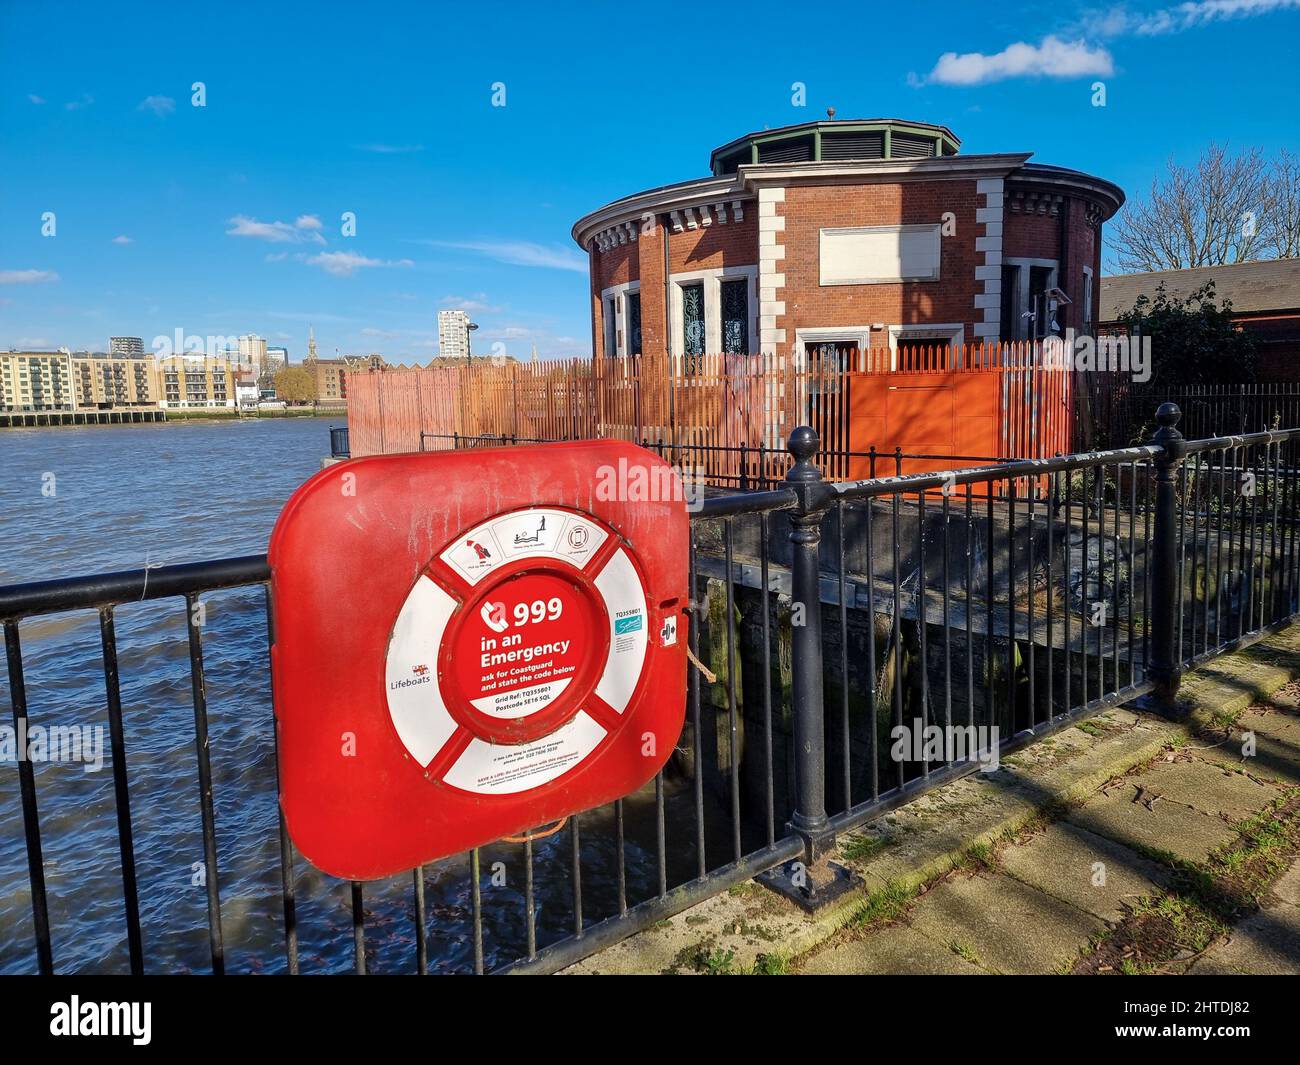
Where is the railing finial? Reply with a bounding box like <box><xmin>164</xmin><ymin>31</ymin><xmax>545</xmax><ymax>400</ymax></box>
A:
<box><xmin>785</xmin><ymin>426</ymin><xmax>820</xmax><ymax>483</ymax></box>
<box><xmin>1154</xmin><ymin>401</ymin><xmax>1182</xmax><ymax>430</ymax></box>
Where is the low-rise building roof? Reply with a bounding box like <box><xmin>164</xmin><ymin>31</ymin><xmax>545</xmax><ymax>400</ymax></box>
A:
<box><xmin>1101</xmin><ymin>258</ymin><xmax>1300</xmax><ymax>321</ymax></box>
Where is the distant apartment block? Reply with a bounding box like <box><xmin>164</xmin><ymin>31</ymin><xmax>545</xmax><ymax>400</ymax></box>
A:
<box><xmin>235</xmin><ymin>333</ymin><xmax>269</xmax><ymax>374</ymax></box>
<box><xmin>265</xmin><ymin>345</ymin><xmax>288</xmax><ymax>373</ymax></box>
<box><xmin>304</xmin><ymin>353</ymin><xmax>388</xmax><ymax>402</ymax></box>
<box><xmin>0</xmin><ymin>350</ymin><xmax>77</xmax><ymax>412</ymax></box>
<box><xmin>438</xmin><ymin>309</ymin><xmax>471</xmax><ymax>361</ymax></box>
<box><xmin>72</xmin><ymin>352</ymin><xmax>159</xmax><ymax>409</ymax></box>
<box><xmin>157</xmin><ymin>353</ymin><xmax>236</xmax><ymax>408</ymax></box>
<box><xmin>109</xmin><ymin>336</ymin><xmax>145</xmax><ymax>357</ymax></box>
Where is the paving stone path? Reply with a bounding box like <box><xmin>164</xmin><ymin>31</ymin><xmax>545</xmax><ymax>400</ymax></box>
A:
<box><xmin>797</xmin><ymin>685</ymin><xmax>1300</xmax><ymax>975</ymax></box>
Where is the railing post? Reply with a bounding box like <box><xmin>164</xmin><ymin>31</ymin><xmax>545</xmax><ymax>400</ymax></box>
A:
<box><xmin>784</xmin><ymin>426</ymin><xmax>835</xmax><ymax>862</ymax></box>
<box><xmin>1149</xmin><ymin>402</ymin><xmax>1185</xmax><ymax>707</ymax></box>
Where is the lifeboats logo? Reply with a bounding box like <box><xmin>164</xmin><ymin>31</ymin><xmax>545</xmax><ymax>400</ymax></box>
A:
<box><xmin>50</xmin><ymin>997</ymin><xmax>151</xmax><ymax>1045</ymax></box>
<box><xmin>391</xmin><ymin>666</ymin><xmax>432</xmax><ymax>691</ymax></box>
<box><xmin>595</xmin><ymin>457</ymin><xmax>703</xmax><ymax>512</ymax></box>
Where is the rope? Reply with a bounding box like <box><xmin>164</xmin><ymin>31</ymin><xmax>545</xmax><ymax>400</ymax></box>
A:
<box><xmin>686</xmin><ymin>644</ymin><xmax>716</xmax><ymax>683</ymax></box>
<box><xmin>501</xmin><ymin>818</ymin><xmax>569</xmax><ymax>844</ymax></box>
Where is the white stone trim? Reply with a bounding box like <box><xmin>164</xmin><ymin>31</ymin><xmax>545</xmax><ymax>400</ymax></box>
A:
<box><xmin>792</xmin><ymin>326</ymin><xmax>877</xmax><ymax>370</ymax></box>
<box><xmin>1003</xmin><ymin>257</ymin><xmax>1060</xmax><ymax>340</ymax></box>
<box><xmin>757</xmin><ymin>187</ymin><xmax>786</xmax><ymax>356</ymax></box>
<box><xmin>600</xmin><ymin>279</ymin><xmax>641</xmax><ymax>358</ymax></box>
<box><xmin>974</xmin><ymin>177</ymin><xmax>1005</xmax><ymax>342</ymax></box>
<box><xmin>886</xmin><ymin>323</ymin><xmax>966</xmax><ymax>367</ymax></box>
<box><xmin>667</xmin><ymin>266</ymin><xmax>758</xmax><ymax>358</ymax></box>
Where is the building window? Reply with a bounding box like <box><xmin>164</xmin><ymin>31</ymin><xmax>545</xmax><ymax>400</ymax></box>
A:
<box><xmin>682</xmin><ymin>282</ymin><xmax>706</xmax><ymax>369</ymax></box>
<box><xmin>604</xmin><ymin>296</ymin><xmax>617</xmax><ymax>358</ymax></box>
<box><xmin>627</xmin><ymin>292</ymin><xmax>642</xmax><ymax>356</ymax></box>
<box><xmin>1001</xmin><ymin>259</ymin><xmax>1059</xmax><ymax>341</ymax></box>
<box><xmin>1000</xmin><ymin>265</ymin><xmax>1021</xmax><ymax>343</ymax></box>
<box><xmin>1082</xmin><ymin>267</ymin><xmax>1094</xmax><ymax>334</ymax></box>
<box><xmin>721</xmin><ymin>279</ymin><xmax>749</xmax><ymax>354</ymax></box>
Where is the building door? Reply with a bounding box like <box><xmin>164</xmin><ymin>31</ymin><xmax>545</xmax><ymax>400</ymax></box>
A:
<box><xmin>803</xmin><ymin>341</ymin><xmax>858</xmax><ymax>464</ymax></box>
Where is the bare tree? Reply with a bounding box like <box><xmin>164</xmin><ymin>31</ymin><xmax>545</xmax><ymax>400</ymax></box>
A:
<box><xmin>1264</xmin><ymin>148</ymin><xmax>1300</xmax><ymax>259</ymax></box>
<box><xmin>1109</xmin><ymin>144</ymin><xmax>1274</xmax><ymax>271</ymax></box>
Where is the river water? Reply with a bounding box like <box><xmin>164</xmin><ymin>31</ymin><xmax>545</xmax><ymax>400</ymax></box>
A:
<box><xmin>0</xmin><ymin>419</ymin><xmax>709</xmax><ymax>974</ymax></box>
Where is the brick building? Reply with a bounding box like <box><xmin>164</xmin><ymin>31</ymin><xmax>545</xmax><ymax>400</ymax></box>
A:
<box><xmin>573</xmin><ymin>117</ymin><xmax>1124</xmax><ymax>363</ymax></box>
<box><xmin>1100</xmin><ymin>258</ymin><xmax>1300</xmax><ymax>382</ymax></box>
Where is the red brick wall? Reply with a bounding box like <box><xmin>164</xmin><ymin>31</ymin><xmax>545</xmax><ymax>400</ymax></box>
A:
<box><xmin>776</xmin><ymin>180</ymin><xmax>982</xmax><ymax>352</ymax></box>
<box><xmin>587</xmin><ymin>183</ymin><xmax>1111</xmax><ymax>356</ymax></box>
<box><xmin>665</xmin><ymin>211</ymin><xmax>757</xmax><ymax>274</ymax></box>
<box><xmin>589</xmin><ymin>210</ymin><xmax>758</xmax><ymax>357</ymax></box>
<box><xmin>1001</xmin><ymin>199</ymin><xmax>1104</xmax><ymax>333</ymax></box>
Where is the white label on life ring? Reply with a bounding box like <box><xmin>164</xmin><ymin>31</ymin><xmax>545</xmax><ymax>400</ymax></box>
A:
<box><xmin>593</xmin><ymin>548</ymin><xmax>649</xmax><ymax>714</ymax></box>
<box><xmin>385</xmin><ymin>575</ymin><xmax>459</xmax><ymax>766</ymax></box>
<box><xmin>439</xmin><ymin>508</ymin><xmax>608</xmax><ymax>585</ymax></box>
<box><xmin>441</xmin><ymin>710</ymin><xmax>607</xmax><ymax>795</ymax></box>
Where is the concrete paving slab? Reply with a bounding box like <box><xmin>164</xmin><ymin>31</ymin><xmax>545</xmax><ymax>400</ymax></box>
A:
<box><xmin>1273</xmin><ymin>854</ymin><xmax>1300</xmax><ymax>906</ymax></box>
<box><xmin>1201</xmin><ymin>706</ymin><xmax>1300</xmax><ymax>787</ymax></box>
<box><xmin>999</xmin><ymin>821</ymin><xmax>1170</xmax><ymax>923</ymax></box>
<box><xmin>1065</xmin><ymin>782</ymin><xmax>1239</xmax><ymax>865</ymax></box>
<box><xmin>799</xmin><ymin>924</ymin><xmax>987</xmax><ymax>975</ymax></box>
<box><xmin>560</xmin><ymin>883</ymin><xmax>809</xmax><ymax>975</ymax></box>
<box><xmin>1120</xmin><ymin>758</ymin><xmax>1281</xmax><ymax>823</ymax></box>
<box><xmin>1190</xmin><ymin>910</ymin><xmax>1300</xmax><ymax>975</ymax></box>
<box><xmin>905</xmin><ymin>871</ymin><xmax>1104</xmax><ymax>974</ymax></box>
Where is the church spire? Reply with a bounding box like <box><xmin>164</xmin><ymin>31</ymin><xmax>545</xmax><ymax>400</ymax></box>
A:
<box><xmin>307</xmin><ymin>325</ymin><xmax>318</xmax><ymax>361</ymax></box>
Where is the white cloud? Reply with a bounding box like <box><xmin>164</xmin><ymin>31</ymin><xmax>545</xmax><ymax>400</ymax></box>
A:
<box><xmin>111</xmin><ymin>235</ymin><xmax>133</xmax><ymax>245</ymax></box>
<box><xmin>27</xmin><ymin>94</ymin><xmax>45</xmax><ymax>105</ymax></box>
<box><xmin>305</xmin><ymin>251</ymin><xmax>414</xmax><ymax>277</ymax></box>
<box><xmin>64</xmin><ymin>94</ymin><xmax>93</xmax><ymax>111</ymax></box>
<box><xmin>1089</xmin><ymin>0</ymin><xmax>1300</xmax><ymax>36</ymax></box>
<box><xmin>0</xmin><ymin>269</ymin><xmax>59</xmax><ymax>284</ymax></box>
<box><xmin>226</xmin><ymin>214</ymin><xmax>327</xmax><ymax>245</ymax></box>
<box><xmin>426</xmin><ymin>239</ymin><xmax>587</xmax><ymax>272</ymax></box>
<box><xmin>138</xmin><ymin>95</ymin><xmax>176</xmax><ymax>117</ymax></box>
<box><xmin>440</xmin><ymin>293</ymin><xmax>502</xmax><ymax>313</ymax></box>
<box><xmin>925</xmin><ymin>35</ymin><xmax>1114</xmax><ymax>85</ymax></box>
<box><xmin>355</xmin><ymin>143</ymin><xmax>425</xmax><ymax>154</ymax></box>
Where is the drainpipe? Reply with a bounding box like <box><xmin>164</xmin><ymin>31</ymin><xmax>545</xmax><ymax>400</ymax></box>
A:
<box><xmin>663</xmin><ymin>216</ymin><xmax>675</xmax><ymax>448</ymax></box>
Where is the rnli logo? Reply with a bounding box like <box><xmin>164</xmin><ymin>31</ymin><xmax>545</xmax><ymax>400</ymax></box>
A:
<box><xmin>412</xmin><ymin>664</ymin><xmax>429</xmax><ymax>677</ymax></box>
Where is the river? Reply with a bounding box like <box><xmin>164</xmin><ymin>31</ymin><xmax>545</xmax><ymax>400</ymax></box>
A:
<box><xmin>0</xmin><ymin>418</ymin><xmax>723</xmax><ymax>974</ymax></box>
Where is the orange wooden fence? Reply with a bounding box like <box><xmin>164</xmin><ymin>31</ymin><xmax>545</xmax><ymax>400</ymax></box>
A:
<box><xmin>344</xmin><ymin>343</ymin><xmax>1072</xmax><ymax>487</ymax></box>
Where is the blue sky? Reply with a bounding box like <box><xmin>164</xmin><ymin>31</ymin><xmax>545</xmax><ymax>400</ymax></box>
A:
<box><xmin>1</xmin><ymin>0</ymin><xmax>1297</xmax><ymax>361</ymax></box>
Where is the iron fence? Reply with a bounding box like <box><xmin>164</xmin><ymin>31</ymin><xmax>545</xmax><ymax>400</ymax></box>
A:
<box><xmin>3</xmin><ymin>403</ymin><xmax>1299</xmax><ymax>974</ymax></box>
<box><xmin>418</xmin><ymin>430</ymin><xmax>1010</xmax><ymax>494</ymax></box>
<box><xmin>1092</xmin><ymin>382</ymin><xmax>1300</xmax><ymax>449</ymax></box>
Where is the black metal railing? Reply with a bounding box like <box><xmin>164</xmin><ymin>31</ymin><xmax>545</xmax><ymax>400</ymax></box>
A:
<box><xmin>4</xmin><ymin>403</ymin><xmax>1299</xmax><ymax>974</ymax></box>
<box><xmin>1093</xmin><ymin>382</ymin><xmax>1300</xmax><ymax>449</ymax></box>
<box><xmin>418</xmin><ymin>430</ymin><xmax>1009</xmax><ymax>494</ymax></box>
